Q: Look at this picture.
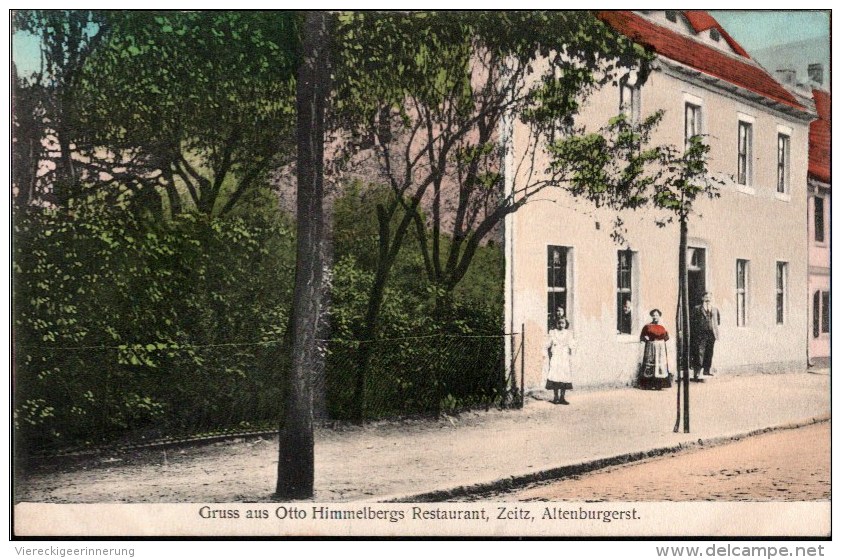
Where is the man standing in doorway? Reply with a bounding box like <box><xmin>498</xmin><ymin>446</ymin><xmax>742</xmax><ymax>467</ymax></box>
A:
<box><xmin>691</xmin><ymin>292</ymin><xmax>720</xmax><ymax>382</ymax></box>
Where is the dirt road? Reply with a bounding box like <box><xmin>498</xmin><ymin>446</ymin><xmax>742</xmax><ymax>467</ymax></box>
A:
<box><xmin>471</xmin><ymin>421</ymin><xmax>830</xmax><ymax>501</ymax></box>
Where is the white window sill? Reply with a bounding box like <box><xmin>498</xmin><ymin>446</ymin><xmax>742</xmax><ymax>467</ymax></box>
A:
<box><xmin>736</xmin><ymin>184</ymin><xmax>755</xmax><ymax>195</ymax></box>
<box><xmin>775</xmin><ymin>192</ymin><xmax>792</xmax><ymax>202</ymax></box>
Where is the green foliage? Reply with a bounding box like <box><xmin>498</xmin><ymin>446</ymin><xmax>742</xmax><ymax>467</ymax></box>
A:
<box><xmin>68</xmin><ymin>11</ymin><xmax>299</xmax><ymax>215</ymax></box>
<box><xmin>548</xmin><ymin>111</ymin><xmax>720</xmax><ymax>242</ymax></box>
<box><xmin>326</xmin><ymin>184</ymin><xmax>505</xmax><ymax>420</ymax></box>
<box><xmin>13</xmin><ymin>197</ymin><xmax>295</xmax><ymax>452</ymax></box>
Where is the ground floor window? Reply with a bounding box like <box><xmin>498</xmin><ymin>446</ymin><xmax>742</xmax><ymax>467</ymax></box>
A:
<box><xmin>547</xmin><ymin>246</ymin><xmax>570</xmax><ymax>328</ymax></box>
<box><xmin>776</xmin><ymin>262</ymin><xmax>788</xmax><ymax>324</ymax></box>
<box><xmin>616</xmin><ymin>250</ymin><xmax>635</xmax><ymax>334</ymax></box>
<box><xmin>813</xmin><ymin>290</ymin><xmax>830</xmax><ymax>337</ymax></box>
<box><xmin>736</xmin><ymin>259</ymin><xmax>749</xmax><ymax>326</ymax></box>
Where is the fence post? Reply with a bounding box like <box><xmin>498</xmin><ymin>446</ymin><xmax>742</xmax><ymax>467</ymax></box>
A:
<box><xmin>520</xmin><ymin>323</ymin><xmax>525</xmax><ymax>409</ymax></box>
<box><xmin>509</xmin><ymin>331</ymin><xmax>517</xmax><ymax>407</ymax></box>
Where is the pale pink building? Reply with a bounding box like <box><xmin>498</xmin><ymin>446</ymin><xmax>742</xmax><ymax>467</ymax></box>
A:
<box><xmin>504</xmin><ymin>11</ymin><xmax>816</xmax><ymax>390</ymax></box>
<box><xmin>807</xmin><ymin>88</ymin><xmax>830</xmax><ymax>365</ymax></box>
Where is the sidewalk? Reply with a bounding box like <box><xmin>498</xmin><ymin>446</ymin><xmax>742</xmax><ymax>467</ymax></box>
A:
<box><xmin>329</xmin><ymin>370</ymin><xmax>830</xmax><ymax>502</ymax></box>
<box><xmin>15</xmin><ymin>370</ymin><xmax>830</xmax><ymax>504</ymax></box>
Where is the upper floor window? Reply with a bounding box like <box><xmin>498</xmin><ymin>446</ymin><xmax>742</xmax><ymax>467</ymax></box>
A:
<box><xmin>737</xmin><ymin>121</ymin><xmax>753</xmax><ymax>186</ymax></box>
<box><xmin>710</xmin><ymin>28</ymin><xmax>721</xmax><ymax>42</ymax></box>
<box><xmin>814</xmin><ymin>195</ymin><xmax>826</xmax><ymax>243</ymax></box>
<box><xmin>777</xmin><ymin>133</ymin><xmax>790</xmax><ymax>194</ymax></box>
<box><xmin>666</xmin><ymin>10</ymin><xmax>678</xmax><ymax>22</ymax></box>
<box><xmin>619</xmin><ymin>79</ymin><xmax>640</xmax><ymax>123</ymax></box>
<box><xmin>685</xmin><ymin>102</ymin><xmax>702</xmax><ymax>149</ymax></box>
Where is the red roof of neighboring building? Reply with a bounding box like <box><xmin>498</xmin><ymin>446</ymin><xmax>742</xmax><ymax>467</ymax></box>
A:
<box><xmin>809</xmin><ymin>88</ymin><xmax>830</xmax><ymax>184</ymax></box>
<box><xmin>597</xmin><ymin>11</ymin><xmax>805</xmax><ymax>111</ymax></box>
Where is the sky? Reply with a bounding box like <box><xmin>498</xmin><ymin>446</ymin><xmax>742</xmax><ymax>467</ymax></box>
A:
<box><xmin>11</xmin><ymin>10</ymin><xmax>833</xmax><ymax>78</ymax></box>
<box><xmin>710</xmin><ymin>10</ymin><xmax>830</xmax><ymax>52</ymax></box>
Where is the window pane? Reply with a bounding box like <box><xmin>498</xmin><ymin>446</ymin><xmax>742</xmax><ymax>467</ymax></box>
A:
<box><xmin>548</xmin><ymin>291</ymin><xmax>567</xmax><ymax>326</ymax></box>
<box><xmin>616</xmin><ymin>251</ymin><xmax>633</xmax><ymax>334</ymax></box>
<box><xmin>777</xmin><ymin>134</ymin><xmax>789</xmax><ymax>193</ymax></box>
<box><xmin>776</xmin><ymin>263</ymin><xmax>786</xmax><ymax>324</ymax></box>
<box><xmin>813</xmin><ymin>291</ymin><xmax>821</xmax><ymax>338</ymax></box>
<box><xmin>821</xmin><ymin>292</ymin><xmax>830</xmax><ymax>333</ymax></box>
<box><xmin>815</xmin><ymin>196</ymin><xmax>825</xmax><ymax>242</ymax></box>
<box><xmin>548</xmin><ymin>246</ymin><xmax>567</xmax><ymax>288</ymax></box>
<box><xmin>685</xmin><ymin>103</ymin><xmax>699</xmax><ymax>146</ymax></box>
<box><xmin>547</xmin><ymin>246</ymin><xmax>569</xmax><ymax>328</ymax></box>
<box><xmin>736</xmin><ymin>260</ymin><xmax>747</xmax><ymax>327</ymax></box>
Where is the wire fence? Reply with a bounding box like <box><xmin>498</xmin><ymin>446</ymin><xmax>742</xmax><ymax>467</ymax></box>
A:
<box><xmin>14</xmin><ymin>330</ymin><xmax>523</xmax><ymax>455</ymax></box>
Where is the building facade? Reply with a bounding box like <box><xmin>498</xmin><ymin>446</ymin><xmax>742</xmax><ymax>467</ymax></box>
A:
<box><xmin>807</xmin><ymin>88</ymin><xmax>830</xmax><ymax>365</ymax></box>
<box><xmin>504</xmin><ymin>10</ymin><xmax>815</xmax><ymax>390</ymax></box>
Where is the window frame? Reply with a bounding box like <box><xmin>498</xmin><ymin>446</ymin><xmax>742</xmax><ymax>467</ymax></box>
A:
<box><xmin>616</xmin><ymin>249</ymin><xmax>636</xmax><ymax>335</ymax></box>
<box><xmin>547</xmin><ymin>245</ymin><xmax>571</xmax><ymax>329</ymax></box>
<box><xmin>684</xmin><ymin>100</ymin><xmax>703</xmax><ymax>152</ymax></box>
<box><xmin>775</xmin><ymin>261</ymin><xmax>788</xmax><ymax>325</ymax></box>
<box><xmin>736</xmin><ymin>259</ymin><xmax>749</xmax><ymax>327</ymax></box>
<box><xmin>775</xmin><ymin>125</ymin><xmax>793</xmax><ymax>201</ymax></box>
<box><xmin>619</xmin><ymin>77</ymin><xmax>640</xmax><ymax>124</ymax></box>
<box><xmin>737</xmin><ymin>120</ymin><xmax>753</xmax><ymax>187</ymax></box>
<box><xmin>821</xmin><ymin>291</ymin><xmax>830</xmax><ymax>334</ymax></box>
<box><xmin>813</xmin><ymin>195</ymin><xmax>826</xmax><ymax>244</ymax></box>
<box><xmin>735</xmin><ymin>112</ymin><xmax>755</xmax><ymax>194</ymax></box>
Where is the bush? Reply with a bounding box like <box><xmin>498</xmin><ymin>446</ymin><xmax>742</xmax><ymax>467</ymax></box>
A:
<box><xmin>13</xmin><ymin>196</ymin><xmax>295</xmax><ymax>452</ymax></box>
<box><xmin>324</xmin><ymin>185</ymin><xmax>506</xmax><ymax>420</ymax></box>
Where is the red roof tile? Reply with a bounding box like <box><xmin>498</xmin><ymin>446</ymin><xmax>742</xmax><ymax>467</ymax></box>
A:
<box><xmin>597</xmin><ymin>11</ymin><xmax>805</xmax><ymax>111</ymax></box>
<box><xmin>683</xmin><ymin>11</ymin><xmax>750</xmax><ymax>58</ymax></box>
<box><xmin>809</xmin><ymin>88</ymin><xmax>830</xmax><ymax>183</ymax></box>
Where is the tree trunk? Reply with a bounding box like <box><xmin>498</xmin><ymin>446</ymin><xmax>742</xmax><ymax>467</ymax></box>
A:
<box><xmin>275</xmin><ymin>11</ymin><xmax>330</xmax><ymax>500</ymax></box>
<box><xmin>676</xmin><ymin>215</ymin><xmax>691</xmax><ymax>433</ymax></box>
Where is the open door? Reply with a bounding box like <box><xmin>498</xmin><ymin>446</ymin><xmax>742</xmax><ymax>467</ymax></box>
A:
<box><xmin>687</xmin><ymin>247</ymin><xmax>706</xmax><ymax>310</ymax></box>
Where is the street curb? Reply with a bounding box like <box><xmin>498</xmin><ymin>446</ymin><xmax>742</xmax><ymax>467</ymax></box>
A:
<box><xmin>380</xmin><ymin>415</ymin><xmax>831</xmax><ymax>503</ymax></box>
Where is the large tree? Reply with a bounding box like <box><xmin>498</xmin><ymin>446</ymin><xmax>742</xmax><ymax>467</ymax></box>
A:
<box><xmin>12</xmin><ymin>10</ymin><xmax>110</xmax><ymax>206</ymax></box>
<box><xmin>330</xmin><ymin>11</ymin><xmax>651</xmax><ymax>420</ymax></box>
<box><xmin>275</xmin><ymin>11</ymin><xmax>331</xmax><ymax>500</ymax></box>
<box><xmin>68</xmin><ymin>11</ymin><xmax>299</xmax><ymax>217</ymax></box>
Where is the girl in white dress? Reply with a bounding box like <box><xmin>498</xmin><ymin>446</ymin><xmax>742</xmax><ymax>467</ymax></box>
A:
<box><xmin>543</xmin><ymin>317</ymin><xmax>576</xmax><ymax>405</ymax></box>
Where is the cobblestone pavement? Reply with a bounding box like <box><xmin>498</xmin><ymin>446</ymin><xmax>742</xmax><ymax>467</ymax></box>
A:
<box><xmin>476</xmin><ymin>421</ymin><xmax>830</xmax><ymax>502</ymax></box>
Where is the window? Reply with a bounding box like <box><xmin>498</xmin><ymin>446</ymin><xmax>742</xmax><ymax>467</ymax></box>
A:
<box><xmin>666</xmin><ymin>10</ymin><xmax>677</xmax><ymax>22</ymax></box>
<box><xmin>821</xmin><ymin>292</ymin><xmax>830</xmax><ymax>333</ymax></box>
<box><xmin>814</xmin><ymin>196</ymin><xmax>825</xmax><ymax>243</ymax></box>
<box><xmin>710</xmin><ymin>28</ymin><xmax>721</xmax><ymax>42</ymax></box>
<box><xmin>619</xmin><ymin>79</ymin><xmax>639</xmax><ymax>123</ymax></box>
<box><xmin>547</xmin><ymin>246</ymin><xmax>570</xmax><ymax>328</ymax></box>
<box><xmin>813</xmin><ymin>291</ymin><xmax>831</xmax><ymax>337</ymax></box>
<box><xmin>685</xmin><ymin>102</ymin><xmax>702</xmax><ymax>149</ymax></box>
<box><xmin>736</xmin><ymin>260</ymin><xmax>748</xmax><ymax>326</ymax></box>
<box><xmin>776</xmin><ymin>262</ymin><xmax>787</xmax><ymax>324</ymax></box>
<box><xmin>737</xmin><ymin>121</ymin><xmax>753</xmax><ymax>186</ymax></box>
<box><xmin>616</xmin><ymin>250</ymin><xmax>634</xmax><ymax>334</ymax></box>
<box><xmin>777</xmin><ymin>133</ymin><xmax>790</xmax><ymax>193</ymax></box>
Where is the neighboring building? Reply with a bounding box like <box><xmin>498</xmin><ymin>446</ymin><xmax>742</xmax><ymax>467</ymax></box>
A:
<box><xmin>807</xmin><ymin>88</ymin><xmax>830</xmax><ymax>365</ymax></box>
<box><xmin>504</xmin><ymin>10</ymin><xmax>815</xmax><ymax>390</ymax></box>
<box><xmin>751</xmin><ymin>37</ymin><xmax>830</xmax><ymax>91</ymax></box>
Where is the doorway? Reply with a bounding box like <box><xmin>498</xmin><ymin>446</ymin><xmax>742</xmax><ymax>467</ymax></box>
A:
<box><xmin>687</xmin><ymin>247</ymin><xmax>706</xmax><ymax>309</ymax></box>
